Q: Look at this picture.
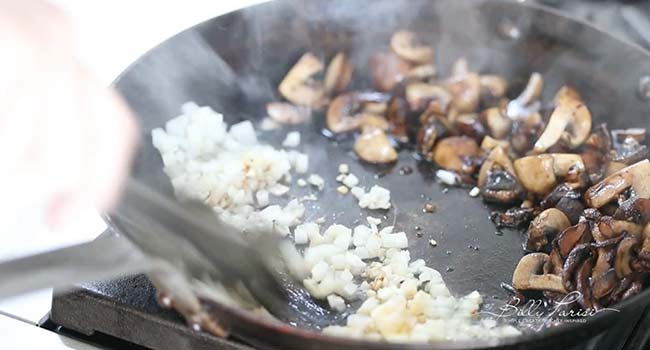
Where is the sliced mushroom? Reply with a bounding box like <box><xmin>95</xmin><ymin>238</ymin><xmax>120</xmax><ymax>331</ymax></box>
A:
<box><xmin>514</xmin><ymin>154</ymin><xmax>585</xmax><ymax>195</ymax></box>
<box><xmin>481</xmin><ymin>107</ymin><xmax>512</xmax><ymax>139</ymax></box>
<box><xmin>326</xmin><ymin>92</ymin><xmax>390</xmax><ymax>133</ymax></box>
<box><xmin>432</xmin><ymin>136</ymin><xmax>479</xmax><ymax>173</ymax></box>
<box><xmin>482</xmin><ymin>170</ymin><xmax>523</xmax><ymax>204</ymax></box>
<box><xmin>541</xmin><ymin>183</ymin><xmax>584</xmax><ymax>223</ymax></box>
<box><xmin>447</xmin><ymin>71</ymin><xmax>481</xmax><ymax>113</ymax></box>
<box><xmin>596</xmin><ymin>217</ymin><xmax>643</xmax><ymax>241</ymax></box>
<box><xmin>278</xmin><ymin>52</ymin><xmax>326</xmax><ymax>107</ymax></box>
<box><xmin>562</xmin><ymin>243</ymin><xmax>594</xmax><ymax>292</ymax></box>
<box><xmin>544</xmin><ymin>246</ymin><xmax>564</xmax><ymax>275</ymax></box>
<box><xmin>512</xmin><ymin>253</ymin><xmax>567</xmax><ymax>293</ymax></box>
<box><xmin>481</xmin><ymin>136</ymin><xmax>511</xmax><ymax>152</ymax></box>
<box><xmin>575</xmin><ymin>256</ymin><xmax>596</xmax><ymax>309</ymax></box>
<box><xmin>613</xmin><ymin>197</ymin><xmax>650</xmax><ymax>225</ymax></box>
<box><xmin>510</xmin><ymin>112</ymin><xmax>544</xmax><ymax>155</ymax></box>
<box><xmin>390</xmin><ymin>30</ymin><xmax>434</xmax><ymax>64</ymax></box>
<box><xmin>584</xmin><ymin>159</ymin><xmax>650</xmax><ymax>208</ymax></box>
<box><xmin>554</xmin><ymin>85</ymin><xmax>581</xmax><ymax>106</ymax></box>
<box><xmin>615</xmin><ymin>234</ymin><xmax>640</xmax><ymax>278</ymax></box>
<box><xmin>639</xmin><ymin>223</ymin><xmax>650</xmax><ymax>260</ymax></box>
<box><xmin>479</xmin><ymin>75</ymin><xmax>508</xmax><ymax>100</ymax></box>
<box><xmin>369</xmin><ymin>52</ymin><xmax>411</xmax><ymax>92</ymax></box>
<box><xmin>533</xmin><ymin>98</ymin><xmax>592</xmax><ymax>153</ymax></box>
<box><xmin>405</xmin><ymin>82</ymin><xmax>452</xmax><ymax>112</ymax></box>
<box><xmin>354</xmin><ymin>128</ymin><xmax>398</xmax><ymax>164</ymax></box>
<box><xmin>324</xmin><ymin>52</ymin><xmax>353</xmax><ymax>95</ymax></box>
<box><xmin>592</xmin><ymin>268</ymin><xmax>619</xmax><ymax>299</ymax></box>
<box><xmin>454</xmin><ymin>113</ymin><xmax>486</xmax><ymax>141</ymax></box>
<box><xmin>556</xmin><ymin>222</ymin><xmax>590</xmax><ymax>257</ymax></box>
<box><xmin>506</xmin><ymin>73</ymin><xmax>543</xmax><ymax>119</ymax></box>
<box><xmin>526</xmin><ymin>208</ymin><xmax>571</xmax><ymax>251</ymax></box>
<box><xmin>592</xmin><ymin>246</ymin><xmax>616</xmax><ymax>281</ymax></box>
<box><xmin>386</xmin><ymin>96</ymin><xmax>409</xmax><ymax>143</ymax></box>
<box><xmin>478</xmin><ymin>147</ymin><xmax>516</xmax><ymax>187</ymax></box>
<box><xmin>266</xmin><ymin>102</ymin><xmax>311</xmax><ymax>125</ymax></box>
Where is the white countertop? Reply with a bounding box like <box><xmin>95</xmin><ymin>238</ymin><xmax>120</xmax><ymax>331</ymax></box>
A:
<box><xmin>0</xmin><ymin>0</ymin><xmax>266</xmax><ymax>348</ymax></box>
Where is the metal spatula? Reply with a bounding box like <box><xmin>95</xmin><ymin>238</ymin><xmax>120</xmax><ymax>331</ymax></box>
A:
<box><xmin>0</xmin><ymin>179</ymin><xmax>338</xmax><ymax>329</ymax></box>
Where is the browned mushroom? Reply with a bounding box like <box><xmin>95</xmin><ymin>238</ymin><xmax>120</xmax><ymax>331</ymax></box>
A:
<box><xmin>506</xmin><ymin>73</ymin><xmax>543</xmax><ymax>119</ymax></box>
<box><xmin>491</xmin><ymin>207</ymin><xmax>537</xmax><ymax>229</ymax></box>
<box><xmin>479</xmin><ymin>75</ymin><xmax>508</xmax><ymax>101</ymax></box>
<box><xmin>405</xmin><ymin>82</ymin><xmax>452</xmax><ymax>112</ymax></box>
<box><xmin>540</xmin><ymin>183</ymin><xmax>584</xmax><ymax>224</ymax></box>
<box><xmin>613</xmin><ymin>198</ymin><xmax>650</xmax><ymax>225</ymax></box>
<box><xmin>512</xmin><ymin>253</ymin><xmax>567</xmax><ymax>293</ymax></box>
<box><xmin>369</xmin><ymin>52</ymin><xmax>411</xmax><ymax>92</ymax></box>
<box><xmin>594</xmin><ymin>217</ymin><xmax>644</xmax><ymax>241</ymax></box>
<box><xmin>510</xmin><ymin>112</ymin><xmax>544</xmax><ymax>155</ymax></box>
<box><xmin>480</xmin><ymin>136</ymin><xmax>510</xmax><ymax>152</ymax></box>
<box><xmin>354</xmin><ymin>128</ymin><xmax>398</xmax><ymax>164</ymax></box>
<box><xmin>324</xmin><ymin>52</ymin><xmax>353</xmax><ymax>95</ymax></box>
<box><xmin>592</xmin><ymin>268</ymin><xmax>618</xmax><ymax>299</ymax></box>
<box><xmin>526</xmin><ymin>208</ymin><xmax>571</xmax><ymax>251</ymax></box>
<box><xmin>544</xmin><ymin>246</ymin><xmax>564</xmax><ymax>275</ymax></box>
<box><xmin>575</xmin><ymin>256</ymin><xmax>596</xmax><ymax>309</ymax></box>
<box><xmin>446</xmin><ymin>59</ymin><xmax>481</xmax><ymax>113</ymax></box>
<box><xmin>386</xmin><ymin>96</ymin><xmax>409</xmax><ymax>143</ymax></box>
<box><xmin>278</xmin><ymin>52</ymin><xmax>326</xmax><ymax>107</ymax></box>
<box><xmin>266</xmin><ymin>102</ymin><xmax>311</xmax><ymax>125</ymax></box>
<box><xmin>592</xmin><ymin>244</ymin><xmax>616</xmax><ymax>280</ymax></box>
<box><xmin>562</xmin><ymin>243</ymin><xmax>594</xmax><ymax>292</ymax></box>
<box><xmin>432</xmin><ymin>136</ymin><xmax>479</xmax><ymax>173</ymax></box>
<box><xmin>481</xmin><ymin>107</ymin><xmax>512</xmax><ymax>140</ymax></box>
<box><xmin>556</xmin><ymin>222</ymin><xmax>590</xmax><ymax>257</ymax></box>
<box><xmin>584</xmin><ymin>159</ymin><xmax>650</xmax><ymax>208</ymax></box>
<box><xmin>326</xmin><ymin>92</ymin><xmax>390</xmax><ymax>133</ymax></box>
<box><xmin>533</xmin><ymin>98</ymin><xmax>592</xmax><ymax>153</ymax></box>
<box><xmin>610</xmin><ymin>134</ymin><xmax>649</xmax><ymax>166</ymax></box>
<box><xmin>615</xmin><ymin>234</ymin><xmax>640</xmax><ymax>278</ymax></box>
<box><xmin>478</xmin><ymin>146</ymin><xmax>515</xmax><ymax>187</ymax></box>
<box><xmin>390</xmin><ymin>30</ymin><xmax>434</xmax><ymax>64</ymax></box>
<box><xmin>514</xmin><ymin>154</ymin><xmax>585</xmax><ymax>195</ymax></box>
<box><xmin>454</xmin><ymin>113</ymin><xmax>486</xmax><ymax>141</ymax></box>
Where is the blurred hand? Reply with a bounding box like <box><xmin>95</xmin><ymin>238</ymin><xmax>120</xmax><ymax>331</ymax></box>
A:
<box><xmin>0</xmin><ymin>0</ymin><xmax>137</xmax><ymax>230</ymax></box>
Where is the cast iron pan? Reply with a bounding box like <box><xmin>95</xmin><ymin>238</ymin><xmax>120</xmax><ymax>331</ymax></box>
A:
<box><xmin>110</xmin><ymin>0</ymin><xmax>650</xmax><ymax>349</ymax></box>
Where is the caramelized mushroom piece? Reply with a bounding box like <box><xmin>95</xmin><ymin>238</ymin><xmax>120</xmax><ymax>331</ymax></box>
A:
<box><xmin>553</xmin><ymin>85</ymin><xmax>582</xmax><ymax>105</ymax></box>
<box><xmin>405</xmin><ymin>82</ymin><xmax>452</xmax><ymax>111</ymax></box>
<box><xmin>478</xmin><ymin>147</ymin><xmax>516</xmax><ymax>187</ymax></box>
<box><xmin>278</xmin><ymin>52</ymin><xmax>326</xmax><ymax>107</ymax></box>
<box><xmin>481</xmin><ymin>107</ymin><xmax>512</xmax><ymax>139</ymax></box>
<box><xmin>266</xmin><ymin>102</ymin><xmax>311</xmax><ymax>125</ymax></box>
<box><xmin>446</xmin><ymin>59</ymin><xmax>481</xmax><ymax>113</ymax></box>
<box><xmin>562</xmin><ymin>243</ymin><xmax>594</xmax><ymax>292</ymax></box>
<box><xmin>481</xmin><ymin>136</ymin><xmax>511</xmax><ymax>152</ymax></box>
<box><xmin>512</xmin><ymin>253</ymin><xmax>567</xmax><ymax>293</ymax></box>
<box><xmin>324</xmin><ymin>52</ymin><xmax>353</xmax><ymax>95</ymax></box>
<box><xmin>514</xmin><ymin>154</ymin><xmax>585</xmax><ymax>195</ymax></box>
<box><xmin>541</xmin><ymin>183</ymin><xmax>584</xmax><ymax>221</ymax></box>
<box><xmin>592</xmin><ymin>268</ymin><xmax>619</xmax><ymax>299</ymax></box>
<box><xmin>592</xmin><ymin>245</ymin><xmax>616</xmax><ymax>280</ymax></box>
<box><xmin>432</xmin><ymin>136</ymin><xmax>479</xmax><ymax>173</ymax></box>
<box><xmin>575</xmin><ymin>256</ymin><xmax>596</xmax><ymax>309</ymax></box>
<box><xmin>639</xmin><ymin>223</ymin><xmax>650</xmax><ymax>260</ymax></box>
<box><xmin>454</xmin><ymin>113</ymin><xmax>486</xmax><ymax>141</ymax></box>
<box><xmin>613</xmin><ymin>197</ymin><xmax>650</xmax><ymax>225</ymax></box>
<box><xmin>510</xmin><ymin>112</ymin><xmax>544</xmax><ymax>155</ymax></box>
<box><xmin>479</xmin><ymin>75</ymin><xmax>508</xmax><ymax>101</ymax></box>
<box><xmin>386</xmin><ymin>96</ymin><xmax>409</xmax><ymax>143</ymax></box>
<box><xmin>507</xmin><ymin>73</ymin><xmax>543</xmax><ymax>119</ymax></box>
<box><xmin>533</xmin><ymin>98</ymin><xmax>592</xmax><ymax>152</ymax></box>
<box><xmin>527</xmin><ymin>208</ymin><xmax>571</xmax><ymax>251</ymax></box>
<box><xmin>326</xmin><ymin>92</ymin><xmax>390</xmax><ymax>133</ymax></box>
<box><xmin>595</xmin><ymin>217</ymin><xmax>643</xmax><ymax>241</ymax></box>
<box><xmin>556</xmin><ymin>222</ymin><xmax>590</xmax><ymax>258</ymax></box>
<box><xmin>390</xmin><ymin>30</ymin><xmax>434</xmax><ymax>64</ymax></box>
<box><xmin>369</xmin><ymin>52</ymin><xmax>411</xmax><ymax>92</ymax></box>
<box><xmin>544</xmin><ymin>246</ymin><xmax>564</xmax><ymax>275</ymax></box>
<box><xmin>584</xmin><ymin>159</ymin><xmax>650</xmax><ymax>208</ymax></box>
<box><xmin>615</xmin><ymin>234</ymin><xmax>640</xmax><ymax>278</ymax></box>
<box><xmin>354</xmin><ymin>128</ymin><xmax>398</xmax><ymax>164</ymax></box>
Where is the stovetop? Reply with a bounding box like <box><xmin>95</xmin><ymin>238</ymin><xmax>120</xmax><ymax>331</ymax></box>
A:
<box><xmin>45</xmin><ymin>1</ymin><xmax>650</xmax><ymax>349</ymax></box>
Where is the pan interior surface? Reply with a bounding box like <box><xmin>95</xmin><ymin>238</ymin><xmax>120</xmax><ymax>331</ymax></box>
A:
<box><xmin>113</xmin><ymin>0</ymin><xmax>650</xmax><ymax>348</ymax></box>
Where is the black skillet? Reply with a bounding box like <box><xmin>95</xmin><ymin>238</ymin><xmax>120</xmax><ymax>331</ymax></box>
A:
<box><xmin>111</xmin><ymin>0</ymin><xmax>650</xmax><ymax>349</ymax></box>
